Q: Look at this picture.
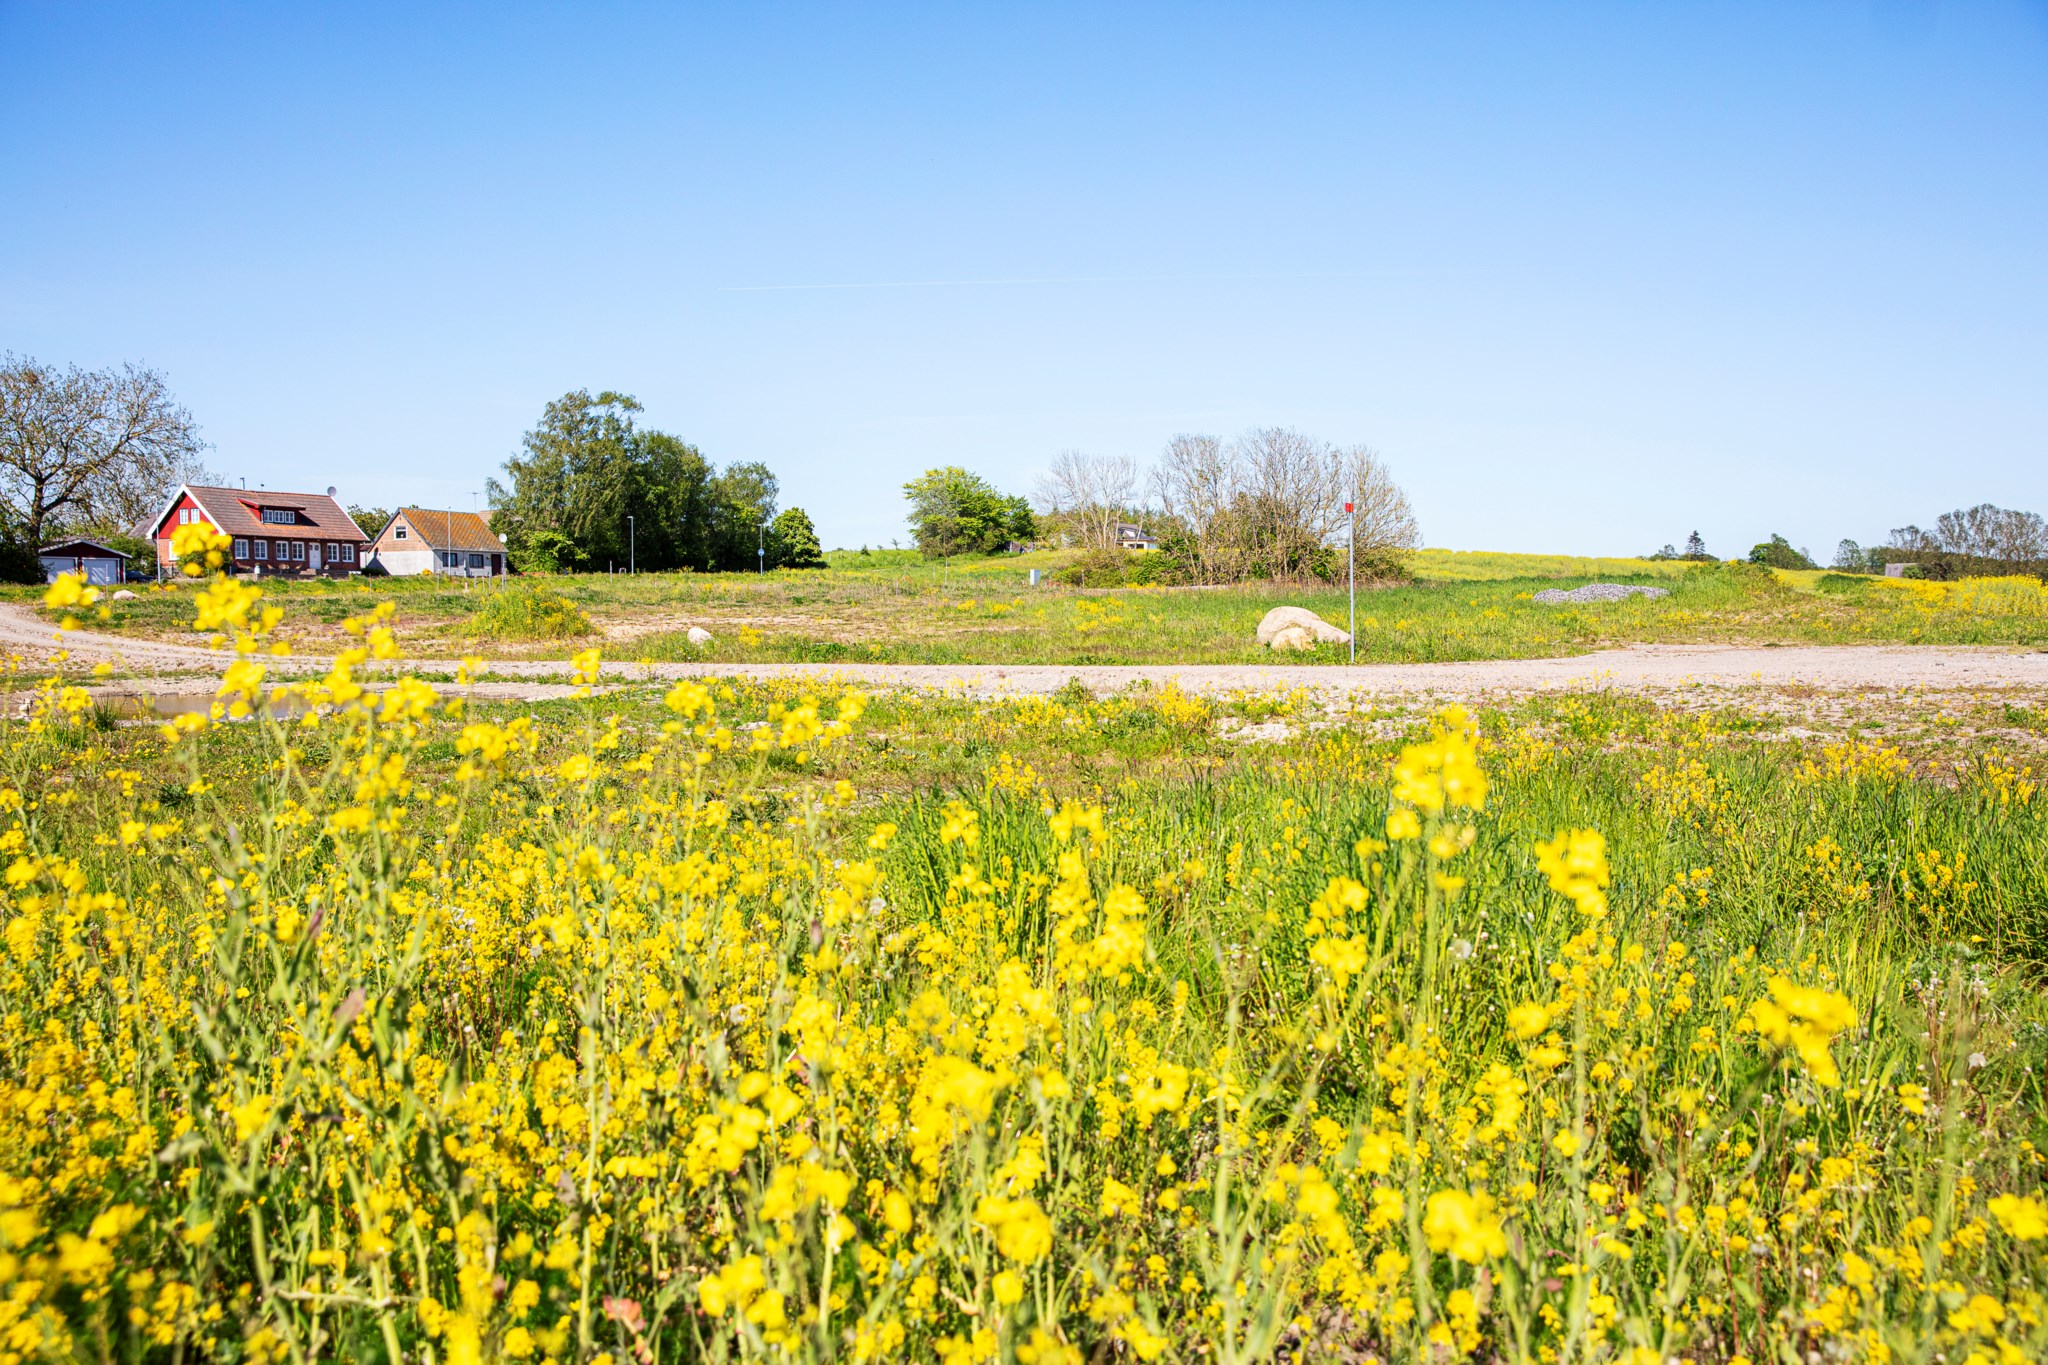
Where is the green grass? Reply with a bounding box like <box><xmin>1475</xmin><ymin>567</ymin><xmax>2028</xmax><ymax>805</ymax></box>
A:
<box><xmin>7</xmin><ymin>660</ymin><xmax>2046</xmax><ymax>1359</ymax></box>
<box><xmin>18</xmin><ymin>552</ymin><xmax>2048</xmax><ymax>664</ymax></box>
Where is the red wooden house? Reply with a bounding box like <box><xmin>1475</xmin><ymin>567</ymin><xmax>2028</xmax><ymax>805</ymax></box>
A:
<box><xmin>147</xmin><ymin>485</ymin><xmax>370</xmax><ymax>579</ymax></box>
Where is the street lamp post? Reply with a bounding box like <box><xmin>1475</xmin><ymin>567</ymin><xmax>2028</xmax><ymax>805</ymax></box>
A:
<box><xmin>628</xmin><ymin>515</ymin><xmax>635</xmax><ymax>575</ymax></box>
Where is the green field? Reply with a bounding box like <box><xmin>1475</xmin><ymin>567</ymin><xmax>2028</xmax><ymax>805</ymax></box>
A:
<box><xmin>16</xmin><ymin>552</ymin><xmax>2048</xmax><ymax>668</ymax></box>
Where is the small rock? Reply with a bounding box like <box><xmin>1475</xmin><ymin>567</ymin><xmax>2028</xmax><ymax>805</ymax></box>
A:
<box><xmin>1255</xmin><ymin>605</ymin><xmax>1350</xmax><ymax>647</ymax></box>
<box><xmin>112</xmin><ymin>589</ymin><xmax>138</xmax><ymax>600</ymax></box>
<box><xmin>1531</xmin><ymin>583</ymin><xmax>1671</xmax><ymax>605</ymax></box>
<box><xmin>687</xmin><ymin>626</ymin><xmax>713</xmax><ymax>645</ymax></box>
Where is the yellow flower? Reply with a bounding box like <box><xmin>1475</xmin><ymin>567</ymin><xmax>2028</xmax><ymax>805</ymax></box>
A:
<box><xmin>1507</xmin><ymin>1002</ymin><xmax>1551</xmax><ymax>1039</ymax></box>
<box><xmin>1423</xmin><ymin>1189</ymin><xmax>1507</xmax><ymax>1263</ymax></box>
<box><xmin>1750</xmin><ymin>977</ymin><xmax>1856</xmax><ymax>1088</ymax></box>
<box><xmin>1386</xmin><ymin>807</ymin><xmax>1421</xmax><ymax>841</ymax></box>
<box><xmin>975</xmin><ymin>1194</ymin><xmax>1053</xmax><ymax>1264</ymax></box>
<box><xmin>1534</xmin><ymin>828</ymin><xmax>1610</xmax><ymax>917</ymax></box>
<box><xmin>1989</xmin><ymin>1194</ymin><xmax>2048</xmax><ymax>1241</ymax></box>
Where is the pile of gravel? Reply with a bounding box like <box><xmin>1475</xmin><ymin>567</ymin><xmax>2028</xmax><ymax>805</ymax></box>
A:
<box><xmin>1531</xmin><ymin>583</ymin><xmax>1672</xmax><ymax>605</ymax></box>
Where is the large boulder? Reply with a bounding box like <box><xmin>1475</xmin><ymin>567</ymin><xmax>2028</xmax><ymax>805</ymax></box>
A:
<box><xmin>1256</xmin><ymin>606</ymin><xmax>1350</xmax><ymax>649</ymax></box>
<box><xmin>687</xmin><ymin>626</ymin><xmax>714</xmax><ymax>645</ymax></box>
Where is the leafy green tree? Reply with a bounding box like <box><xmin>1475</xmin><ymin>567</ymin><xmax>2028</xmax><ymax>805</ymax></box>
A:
<box><xmin>488</xmin><ymin>390</ymin><xmax>642</xmax><ymax>569</ymax></box>
<box><xmin>768</xmin><ymin>507</ymin><xmax>826</xmax><ymax>568</ymax></box>
<box><xmin>513</xmin><ymin>528</ymin><xmax>586</xmax><ymax>574</ymax></box>
<box><xmin>629</xmin><ymin>431</ymin><xmax>715</xmax><ymax>571</ymax></box>
<box><xmin>707</xmin><ymin>462</ymin><xmax>779</xmax><ymax>571</ymax></box>
<box><xmin>1748</xmin><ymin>534</ymin><xmax>1816</xmax><ymax>570</ymax></box>
<box><xmin>902</xmin><ymin>467</ymin><xmax>1034</xmax><ymax>557</ymax></box>
<box><xmin>347</xmin><ymin>505</ymin><xmax>392</xmax><ymax>538</ymax></box>
<box><xmin>488</xmin><ymin>391</ymin><xmax>721</xmax><ymax>572</ymax></box>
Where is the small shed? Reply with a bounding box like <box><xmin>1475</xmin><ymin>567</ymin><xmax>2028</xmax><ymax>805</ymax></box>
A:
<box><xmin>39</xmin><ymin>539</ymin><xmax>131</xmax><ymax>585</ymax></box>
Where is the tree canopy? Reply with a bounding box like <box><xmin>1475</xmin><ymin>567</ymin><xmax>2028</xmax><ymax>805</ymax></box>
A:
<box><xmin>487</xmin><ymin>390</ymin><xmax>777</xmax><ymax>573</ymax></box>
<box><xmin>902</xmin><ymin>467</ymin><xmax>1034</xmax><ymax>557</ymax></box>
<box><xmin>0</xmin><ymin>354</ymin><xmax>212</xmax><ymax>551</ymax></box>
<box><xmin>768</xmin><ymin>507</ymin><xmax>826</xmax><ymax>568</ymax></box>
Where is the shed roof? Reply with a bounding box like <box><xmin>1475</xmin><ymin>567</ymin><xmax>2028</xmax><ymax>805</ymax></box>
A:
<box><xmin>38</xmin><ymin>539</ymin><xmax>130</xmax><ymax>559</ymax></box>
<box><xmin>394</xmin><ymin>508</ymin><xmax>506</xmax><ymax>554</ymax></box>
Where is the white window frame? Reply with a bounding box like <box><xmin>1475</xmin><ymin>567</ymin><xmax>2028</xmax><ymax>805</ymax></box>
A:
<box><xmin>233</xmin><ymin>538</ymin><xmax>248</xmax><ymax>559</ymax></box>
<box><xmin>339</xmin><ymin>543</ymin><xmax>354</xmax><ymax>563</ymax></box>
<box><xmin>263</xmin><ymin>508</ymin><xmax>297</xmax><ymax>525</ymax></box>
<box><xmin>394</xmin><ymin>525</ymin><xmax>407</xmax><ymax>540</ymax></box>
<box><xmin>252</xmin><ymin>540</ymin><xmax>268</xmax><ymax>560</ymax></box>
<box><xmin>292</xmin><ymin>541</ymin><xmax>306</xmax><ymax>561</ymax></box>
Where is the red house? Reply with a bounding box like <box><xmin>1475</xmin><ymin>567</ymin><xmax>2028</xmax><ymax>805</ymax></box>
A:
<box><xmin>147</xmin><ymin>485</ymin><xmax>370</xmax><ymax>579</ymax></box>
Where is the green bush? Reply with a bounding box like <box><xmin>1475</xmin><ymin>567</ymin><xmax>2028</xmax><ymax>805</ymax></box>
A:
<box><xmin>463</xmin><ymin>583</ymin><xmax>595</xmax><ymax>641</ymax></box>
<box><xmin>1054</xmin><ymin>548</ymin><xmax>1130</xmax><ymax>588</ymax></box>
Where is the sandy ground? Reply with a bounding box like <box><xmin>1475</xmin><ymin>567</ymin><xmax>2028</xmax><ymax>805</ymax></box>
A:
<box><xmin>4</xmin><ymin>604</ymin><xmax>2045</xmax><ymax>701</ymax></box>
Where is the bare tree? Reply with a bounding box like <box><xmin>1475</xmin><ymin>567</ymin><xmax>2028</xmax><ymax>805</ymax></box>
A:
<box><xmin>1336</xmin><ymin>444</ymin><xmax>1420</xmax><ymax>560</ymax></box>
<box><xmin>1152</xmin><ymin>433</ymin><xmax>1237</xmax><ymax>576</ymax></box>
<box><xmin>1232</xmin><ymin>426</ymin><xmax>1336</xmax><ymax>579</ymax></box>
<box><xmin>1146</xmin><ymin>427</ymin><xmax>1419</xmax><ymax>582</ymax></box>
<box><xmin>0</xmin><ymin>355</ymin><xmax>210</xmax><ymax>546</ymax></box>
<box><xmin>1934</xmin><ymin>503</ymin><xmax>2046</xmax><ymax>562</ymax></box>
<box><xmin>1034</xmin><ymin>449</ymin><xmax>1139</xmax><ymax>551</ymax></box>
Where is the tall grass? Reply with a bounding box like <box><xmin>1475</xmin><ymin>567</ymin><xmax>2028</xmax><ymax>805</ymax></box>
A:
<box><xmin>2</xmin><ymin>563</ymin><xmax>2044</xmax><ymax>1363</ymax></box>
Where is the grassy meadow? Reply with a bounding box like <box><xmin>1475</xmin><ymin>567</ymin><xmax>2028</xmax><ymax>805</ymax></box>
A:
<box><xmin>2</xmin><ymin>558</ymin><xmax>2047</xmax><ymax>1361</ymax></box>
<box><xmin>17</xmin><ymin>551</ymin><xmax>2048</xmax><ymax>668</ymax></box>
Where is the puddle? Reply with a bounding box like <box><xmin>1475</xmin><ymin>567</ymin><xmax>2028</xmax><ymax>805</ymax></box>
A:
<box><xmin>99</xmin><ymin>691</ymin><xmax>315</xmax><ymax>721</ymax></box>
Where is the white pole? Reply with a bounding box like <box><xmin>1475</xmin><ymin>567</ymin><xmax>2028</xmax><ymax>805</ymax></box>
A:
<box><xmin>1347</xmin><ymin>501</ymin><xmax>1356</xmax><ymax>664</ymax></box>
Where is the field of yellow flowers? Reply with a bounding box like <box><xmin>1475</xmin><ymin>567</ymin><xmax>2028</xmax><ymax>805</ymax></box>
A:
<box><xmin>4</xmin><ymin>540</ymin><xmax>2046</xmax><ymax>1363</ymax></box>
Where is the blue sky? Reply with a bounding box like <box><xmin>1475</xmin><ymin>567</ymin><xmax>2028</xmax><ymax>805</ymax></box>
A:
<box><xmin>4</xmin><ymin>2</ymin><xmax>2044</xmax><ymax>556</ymax></box>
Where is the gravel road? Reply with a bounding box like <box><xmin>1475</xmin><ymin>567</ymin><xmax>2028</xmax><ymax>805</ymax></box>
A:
<box><xmin>4</xmin><ymin>605</ymin><xmax>2044</xmax><ymax>700</ymax></box>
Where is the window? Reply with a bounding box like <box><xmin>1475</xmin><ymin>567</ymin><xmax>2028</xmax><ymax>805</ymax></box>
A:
<box><xmin>469</xmin><ymin>553</ymin><xmax>487</xmax><ymax>569</ymax></box>
<box><xmin>394</xmin><ymin>525</ymin><xmax>407</xmax><ymax>540</ymax></box>
<box><xmin>293</xmin><ymin>541</ymin><xmax>306</xmax><ymax>561</ymax></box>
<box><xmin>262</xmin><ymin>508</ymin><xmax>297</xmax><ymax>525</ymax></box>
<box><xmin>252</xmin><ymin>540</ymin><xmax>268</xmax><ymax>560</ymax></box>
<box><xmin>177</xmin><ymin>508</ymin><xmax>191</xmax><ymax>525</ymax></box>
<box><xmin>233</xmin><ymin>538</ymin><xmax>248</xmax><ymax>559</ymax></box>
<box><xmin>338</xmin><ymin>543</ymin><xmax>354</xmax><ymax>563</ymax></box>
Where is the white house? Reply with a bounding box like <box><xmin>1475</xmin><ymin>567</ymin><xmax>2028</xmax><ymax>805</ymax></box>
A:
<box><xmin>367</xmin><ymin>508</ymin><xmax>509</xmax><ymax>577</ymax></box>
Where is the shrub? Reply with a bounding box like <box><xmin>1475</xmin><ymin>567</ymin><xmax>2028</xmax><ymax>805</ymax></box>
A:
<box><xmin>1054</xmin><ymin>548</ymin><xmax>1129</xmax><ymax>588</ymax></box>
<box><xmin>463</xmin><ymin>582</ymin><xmax>594</xmax><ymax>640</ymax></box>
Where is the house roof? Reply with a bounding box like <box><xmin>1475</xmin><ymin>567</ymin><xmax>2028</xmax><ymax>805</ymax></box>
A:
<box><xmin>151</xmin><ymin>485</ymin><xmax>369</xmax><ymax>542</ymax></box>
<box><xmin>38</xmin><ymin>539</ymin><xmax>130</xmax><ymax>559</ymax></box>
<box><xmin>394</xmin><ymin>508</ymin><xmax>506</xmax><ymax>554</ymax></box>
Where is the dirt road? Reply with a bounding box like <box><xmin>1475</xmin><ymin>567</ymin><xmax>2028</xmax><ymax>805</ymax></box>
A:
<box><xmin>6</xmin><ymin>605</ymin><xmax>2044</xmax><ymax>700</ymax></box>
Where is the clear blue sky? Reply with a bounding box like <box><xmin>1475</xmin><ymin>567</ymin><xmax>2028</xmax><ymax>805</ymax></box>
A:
<box><xmin>5</xmin><ymin>2</ymin><xmax>2045</xmax><ymax>557</ymax></box>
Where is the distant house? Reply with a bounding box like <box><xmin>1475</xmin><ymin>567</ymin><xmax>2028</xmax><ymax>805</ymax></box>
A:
<box><xmin>368</xmin><ymin>508</ymin><xmax>508</xmax><ymax>578</ymax></box>
<box><xmin>1115</xmin><ymin>522</ymin><xmax>1159</xmax><ymax>551</ymax></box>
<box><xmin>146</xmin><ymin>485</ymin><xmax>369</xmax><ymax>578</ymax></box>
<box><xmin>38</xmin><ymin>538</ymin><xmax>130</xmax><ymax>585</ymax></box>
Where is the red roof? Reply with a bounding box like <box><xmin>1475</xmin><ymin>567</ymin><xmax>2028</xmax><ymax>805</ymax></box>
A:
<box><xmin>153</xmin><ymin>485</ymin><xmax>369</xmax><ymax>541</ymax></box>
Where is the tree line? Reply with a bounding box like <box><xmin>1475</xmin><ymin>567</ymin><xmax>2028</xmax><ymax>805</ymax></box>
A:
<box><xmin>1647</xmin><ymin>504</ymin><xmax>2047</xmax><ymax>578</ymax></box>
<box><xmin>903</xmin><ymin>427</ymin><xmax>1420</xmax><ymax>584</ymax></box>
<box><xmin>486</xmin><ymin>390</ymin><xmax>823</xmax><ymax>573</ymax></box>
